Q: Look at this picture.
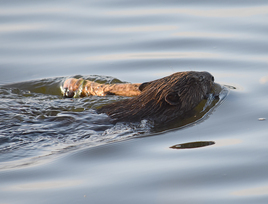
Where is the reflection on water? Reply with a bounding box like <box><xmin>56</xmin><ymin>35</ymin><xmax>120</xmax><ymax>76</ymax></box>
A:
<box><xmin>233</xmin><ymin>186</ymin><xmax>268</xmax><ymax>196</ymax></box>
<box><xmin>113</xmin><ymin>25</ymin><xmax>178</xmax><ymax>33</ymax></box>
<box><xmin>214</xmin><ymin>138</ymin><xmax>242</xmax><ymax>147</ymax></box>
<box><xmin>107</xmin><ymin>6</ymin><xmax>268</xmax><ymax>17</ymax></box>
<box><xmin>260</xmin><ymin>75</ymin><xmax>268</xmax><ymax>84</ymax></box>
<box><xmin>4</xmin><ymin>179</ymin><xmax>83</xmax><ymax>191</ymax></box>
<box><xmin>86</xmin><ymin>52</ymin><xmax>220</xmax><ymax>61</ymax></box>
<box><xmin>170</xmin><ymin>138</ymin><xmax>243</xmax><ymax>150</ymax></box>
<box><xmin>170</xmin><ymin>141</ymin><xmax>215</xmax><ymax>149</ymax></box>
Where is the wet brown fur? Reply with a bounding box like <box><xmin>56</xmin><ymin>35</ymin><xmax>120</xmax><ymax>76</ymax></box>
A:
<box><xmin>97</xmin><ymin>71</ymin><xmax>215</xmax><ymax>125</ymax></box>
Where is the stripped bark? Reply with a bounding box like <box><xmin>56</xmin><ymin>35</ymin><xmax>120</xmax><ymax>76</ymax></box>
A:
<box><xmin>62</xmin><ymin>78</ymin><xmax>141</xmax><ymax>98</ymax></box>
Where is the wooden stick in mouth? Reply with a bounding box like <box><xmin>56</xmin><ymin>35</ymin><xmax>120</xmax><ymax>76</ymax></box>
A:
<box><xmin>61</xmin><ymin>78</ymin><xmax>141</xmax><ymax>98</ymax></box>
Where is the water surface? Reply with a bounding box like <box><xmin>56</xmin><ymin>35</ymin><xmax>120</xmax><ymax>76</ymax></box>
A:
<box><xmin>1</xmin><ymin>0</ymin><xmax>268</xmax><ymax>203</ymax></box>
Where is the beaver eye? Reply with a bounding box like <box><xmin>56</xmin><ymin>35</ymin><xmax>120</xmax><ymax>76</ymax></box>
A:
<box><xmin>212</xmin><ymin>76</ymin><xmax>214</xmax><ymax>82</ymax></box>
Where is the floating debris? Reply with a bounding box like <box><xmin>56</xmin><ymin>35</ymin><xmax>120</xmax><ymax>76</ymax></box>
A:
<box><xmin>170</xmin><ymin>141</ymin><xmax>215</xmax><ymax>149</ymax></box>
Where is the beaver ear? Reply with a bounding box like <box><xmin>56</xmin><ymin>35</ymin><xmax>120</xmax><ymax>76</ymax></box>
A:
<box><xmin>139</xmin><ymin>82</ymin><xmax>151</xmax><ymax>91</ymax></box>
<box><xmin>165</xmin><ymin>92</ymin><xmax>181</xmax><ymax>106</ymax></box>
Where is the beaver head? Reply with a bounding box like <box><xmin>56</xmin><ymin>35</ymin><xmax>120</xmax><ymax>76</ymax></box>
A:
<box><xmin>97</xmin><ymin>71</ymin><xmax>215</xmax><ymax>125</ymax></box>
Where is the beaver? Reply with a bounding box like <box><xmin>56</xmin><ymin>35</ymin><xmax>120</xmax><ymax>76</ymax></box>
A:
<box><xmin>97</xmin><ymin>71</ymin><xmax>215</xmax><ymax>125</ymax></box>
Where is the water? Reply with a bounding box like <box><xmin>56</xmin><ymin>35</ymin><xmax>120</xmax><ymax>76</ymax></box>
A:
<box><xmin>1</xmin><ymin>0</ymin><xmax>268</xmax><ymax>203</ymax></box>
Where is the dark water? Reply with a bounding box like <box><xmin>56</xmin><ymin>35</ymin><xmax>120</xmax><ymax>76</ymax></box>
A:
<box><xmin>1</xmin><ymin>0</ymin><xmax>268</xmax><ymax>203</ymax></box>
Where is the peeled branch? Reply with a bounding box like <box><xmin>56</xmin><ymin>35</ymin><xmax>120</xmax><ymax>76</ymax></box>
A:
<box><xmin>61</xmin><ymin>78</ymin><xmax>141</xmax><ymax>98</ymax></box>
